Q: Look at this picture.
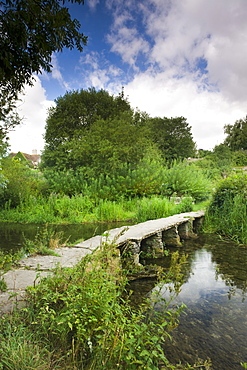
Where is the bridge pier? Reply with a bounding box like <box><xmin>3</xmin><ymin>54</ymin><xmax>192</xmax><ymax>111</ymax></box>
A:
<box><xmin>140</xmin><ymin>231</ymin><xmax>164</xmax><ymax>259</ymax></box>
<box><xmin>177</xmin><ymin>219</ymin><xmax>196</xmax><ymax>240</ymax></box>
<box><xmin>120</xmin><ymin>240</ymin><xmax>141</xmax><ymax>267</ymax></box>
<box><xmin>162</xmin><ymin>226</ymin><xmax>182</xmax><ymax>247</ymax></box>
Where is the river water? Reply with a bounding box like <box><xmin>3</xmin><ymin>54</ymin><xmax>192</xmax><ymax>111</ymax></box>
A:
<box><xmin>0</xmin><ymin>221</ymin><xmax>132</xmax><ymax>253</ymax></box>
<box><xmin>1</xmin><ymin>224</ymin><xmax>246</xmax><ymax>369</ymax></box>
<box><xmin>129</xmin><ymin>234</ymin><xmax>247</xmax><ymax>370</ymax></box>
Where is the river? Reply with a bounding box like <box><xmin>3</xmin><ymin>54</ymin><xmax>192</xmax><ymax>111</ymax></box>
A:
<box><xmin>0</xmin><ymin>221</ymin><xmax>132</xmax><ymax>253</ymax></box>
<box><xmin>129</xmin><ymin>234</ymin><xmax>247</xmax><ymax>370</ymax></box>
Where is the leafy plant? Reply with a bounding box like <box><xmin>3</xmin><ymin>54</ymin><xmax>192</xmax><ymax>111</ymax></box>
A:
<box><xmin>0</xmin><ymin>277</ymin><xmax>7</xmax><ymax>292</ymax></box>
<box><xmin>161</xmin><ymin>161</ymin><xmax>212</xmax><ymax>201</ymax></box>
<box><xmin>205</xmin><ymin>172</ymin><xmax>247</xmax><ymax>243</ymax></box>
<box><xmin>22</xmin><ymin>226</ymin><xmax>67</xmax><ymax>256</ymax></box>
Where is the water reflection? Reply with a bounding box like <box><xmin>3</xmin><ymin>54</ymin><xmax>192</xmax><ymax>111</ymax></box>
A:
<box><xmin>129</xmin><ymin>235</ymin><xmax>247</xmax><ymax>370</ymax></box>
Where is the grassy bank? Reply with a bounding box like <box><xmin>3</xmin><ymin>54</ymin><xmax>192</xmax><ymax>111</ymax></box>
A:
<box><xmin>0</xmin><ymin>194</ymin><xmax>208</xmax><ymax>224</ymax></box>
<box><xmin>204</xmin><ymin>172</ymin><xmax>247</xmax><ymax>244</ymax></box>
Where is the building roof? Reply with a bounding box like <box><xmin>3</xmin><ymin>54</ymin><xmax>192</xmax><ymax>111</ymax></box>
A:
<box><xmin>10</xmin><ymin>152</ymin><xmax>41</xmax><ymax>165</ymax></box>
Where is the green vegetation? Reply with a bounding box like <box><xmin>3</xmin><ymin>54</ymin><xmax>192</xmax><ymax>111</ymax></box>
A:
<box><xmin>41</xmin><ymin>88</ymin><xmax>196</xmax><ymax>173</ymax></box>
<box><xmin>0</xmin><ymin>277</ymin><xmax>7</xmax><ymax>292</ymax></box>
<box><xmin>224</xmin><ymin>115</ymin><xmax>247</xmax><ymax>151</ymax></box>
<box><xmin>205</xmin><ymin>172</ymin><xmax>247</xmax><ymax>244</ymax></box>
<box><xmin>0</xmin><ymin>226</ymin><xmax>67</xmax><ymax>274</ymax></box>
<box><xmin>0</xmin><ymin>243</ymin><xmax>210</xmax><ymax>370</ymax></box>
<box><xmin>0</xmin><ymin>0</ymin><xmax>87</xmax><ymax>138</ymax></box>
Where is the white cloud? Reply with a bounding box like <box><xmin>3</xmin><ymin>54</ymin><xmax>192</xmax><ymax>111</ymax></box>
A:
<box><xmin>140</xmin><ymin>0</ymin><xmax>247</xmax><ymax>101</ymax></box>
<box><xmin>8</xmin><ymin>77</ymin><xmax>55</xmax><ymax>155</ymax></box>
<box><xmin>125</xmin><ymin>69</ymin><xmax>245</xmax><ymax>150</ymax></box>
<box><xmin>88</xmin><ymin>0</ymin><xmax>100</xmax><ymax>11</ymax></box>
<box><xmin>79</xmin><ymin>51</ymin><xmax>124</xmax><ymax>92</ymax></box>
<box><xmin>105</xmin><ymin>0</ymin><xmax>247</xmax><ymax>150</ymax></box>
<box><xmin>106</xmin><ymin>4</ymin><xmax>150</xmax><ymax>69</ymax></box>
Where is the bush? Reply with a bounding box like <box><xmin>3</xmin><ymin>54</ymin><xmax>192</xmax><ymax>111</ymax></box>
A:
<box><xmin>161</xmin><ymin>161</ymin><xmax>212</xmax><ymax>201</ymax></box>
<box><xmin>207</xmin><ymin>172</ymin><xmax>247</xmax><ymax>213</ymax></box>
<box><xmin>0</xmin><ymin>158</ymin><xmax>48</xmax><ymax>208</ymax></box>
<box><xmin>233</xmin><ymin>150</ymin><xmax>247</xmax><ymax>166</ymax></box>
<box><xmin>205</xmin><ymin>172</ymin><xmax>247</xmax><ymax>243</ymax></box>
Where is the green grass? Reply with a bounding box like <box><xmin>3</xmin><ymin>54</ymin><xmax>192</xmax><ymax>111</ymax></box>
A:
<box><xmin>205</xmin><ymin>193</ymin><xmax>247</xmax><ymax>244</ymax></box>
<box><xmin>0</xmin><ymin>194</ymin><xmax>206</xmax><ymax>224</ymax></box>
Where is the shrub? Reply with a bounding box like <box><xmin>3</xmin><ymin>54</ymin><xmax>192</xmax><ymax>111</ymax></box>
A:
<box><xmin>161</xmin><ymin>161</ymin><xmax>212</xmax><ymax>201</ymax></box>
<box><xmin>233</xmin><ymin>150</ymin><xmax>247</xmax><ymax>166</ymax></box>
<box><xmin>205</xmin><ymin>172</ymin><xmax>247</xmax><ymax>243</ymax></box>
<box><xmin>0</xmin><ymin>158</ymin><xmax>48</xmax><ymax>208</ymax></box>
<box><xmin>19</xmin><ymin>245</ymin><xmax>187</xmax><ymax>370</ymax></box>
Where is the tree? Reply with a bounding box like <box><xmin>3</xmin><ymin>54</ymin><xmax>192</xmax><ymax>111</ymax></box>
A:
<box><xmin>224</xmin><ymin>115</ymin><xmax>247</xmax><ymax>151</ymax></box>
<box><xmin>41</xmin><ymin>88</ymin><xmax>134</xmax><ymax>171</ymax></box>
<box><xmin>0</xmin><ymin>0</ymin><xmax>87</xmax><ymax>130</ymax></box>
<box><xmin>150</xmin><ymin>116</ymin><xmax>196</xmax><ymax>161</ymax></box>
<box><xmin>64</xmin><ymin>112</ymin><xmax>154</xmax><ymax>175</ymax></box>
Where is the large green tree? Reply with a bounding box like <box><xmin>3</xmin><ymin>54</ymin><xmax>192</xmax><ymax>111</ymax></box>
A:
<box><xmin>224</xmin><ymin>115</ymin><xmax>247</xmax><ymax>151</ymax></box>
<box><xmin>150</xmin><ymin>116</ymin><xmax>196</xmax><ymax>161</ymax></box>
<box><xmin>64</xmin><ymin>112</ymin><xmax>154</xmax><ymax>174</ymax></box>
<box><xmin>0</xmin><ymin>0</ymin><xmax>87</xmax><ymax>135</ymax></box>
<box><xmin>41</xmin><ymin>88</ymin><xmax>137</xmax><ymax>171</ymax></box>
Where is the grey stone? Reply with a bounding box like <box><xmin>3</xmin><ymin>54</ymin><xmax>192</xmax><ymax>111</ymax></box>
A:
<box><xmin>19</xmin><ymin>247</ymin><xmax>92</xmax><ymax>270</ymax></box>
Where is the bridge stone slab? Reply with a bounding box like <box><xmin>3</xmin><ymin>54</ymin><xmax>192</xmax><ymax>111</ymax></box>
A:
<box><xmin>116</xmin><ymin>211</ymin><xmax>204</xmax><ymax>246</ymax></box>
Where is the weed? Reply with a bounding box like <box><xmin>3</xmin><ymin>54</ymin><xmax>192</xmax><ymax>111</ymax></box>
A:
<box><xmin>22</xmin><ymin>226</ymin><xmax>67</xmax><ymax>257</ymax></box>
<box><xmin>0</xmin><ymin>277</ymin><xmax>7</xmax><ymax>292</ymax></box>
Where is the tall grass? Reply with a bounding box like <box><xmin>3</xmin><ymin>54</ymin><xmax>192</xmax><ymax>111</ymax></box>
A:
<box><xmin>0</xmin><ymin>193</ymin><xmax>203</xmax><ymax>224</ymax></box>
<box><xmin>136</xmin><ymin>196</ymin><xmax>194</xmax><ymax>222</ymax></box>
<box><xmin>205</xmin><ymin>172</ymin><xmax>247</xmax><ymax>244</ymax></box>
<box><xmin>205</xmin><ymin>193</ymin><xmax>247</xmax><ymax>244</ymax></box>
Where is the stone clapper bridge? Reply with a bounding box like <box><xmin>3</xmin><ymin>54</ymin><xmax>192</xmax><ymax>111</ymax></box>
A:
<box><xmin>0</xmin><ymin>211</ymin><xmax>204</xmax><ymax>313</ymax></box>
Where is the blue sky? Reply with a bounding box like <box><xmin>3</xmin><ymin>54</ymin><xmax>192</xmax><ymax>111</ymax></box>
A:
<box><xmin>8</xmin><ymin>0</ymin><xmax>247</xmax><ymax>154</ymax></box>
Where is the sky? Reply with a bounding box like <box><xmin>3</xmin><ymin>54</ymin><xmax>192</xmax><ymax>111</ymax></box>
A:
<box><xmin>8</xmin><ymin>0</ymin><xmax>247</xmax><ymax>155</ymax></box>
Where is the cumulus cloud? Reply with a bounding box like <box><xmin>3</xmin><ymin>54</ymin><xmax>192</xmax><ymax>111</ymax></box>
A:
<box><xmin>8</xmin><ymin>77</ymin><xmax>55</xmax><ymax>155</ymax></box>
<box><xmin>106</xmin><ymin>3</ymin><xmax>150</xmax><ymax>69</ymax></box>
<box><xmin>125</xmin><ymin>70</ymin><xmax>244</xmax><ymax>150</ymax></box>
<box><xmin>79</xmin><ymin>51</ymin><xmax>125</xmax><ymax>93</ymax></box>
